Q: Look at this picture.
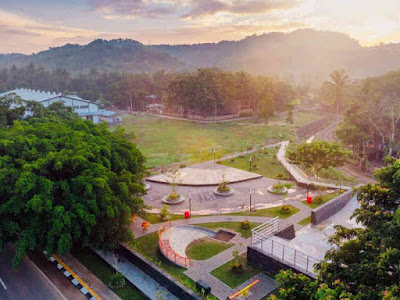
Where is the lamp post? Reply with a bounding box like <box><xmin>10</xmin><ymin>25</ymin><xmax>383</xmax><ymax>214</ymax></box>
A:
<box><xmin>249</xmin><ymin>187</ymin><xmax>252</xmax><ymax>212</ymax></box>
<box><xmin>246</xmin><ymin>141</ymin><xmax>249</xmax><ymax>154</ymax></box>
<box><xmin>213</xmin><ymin>147</ymin><xmax>216</xmax><ymax>163</ymax></box>
<box><xmin>249</xmin><ymin>156</ymin><xmax>252</xmax><ymax>172</ymax></box>
<box><xmin>189</xmin><ymin>191</ymin><xmax>192</xmax><ymax>217</ymax></box>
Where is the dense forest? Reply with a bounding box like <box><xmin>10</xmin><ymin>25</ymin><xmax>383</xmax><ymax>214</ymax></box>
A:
<box><xmin>3</xmin><ymin>29</ymin><xmax>400</xmax><ymax>80</ymax></box>
<box><xmin>0</xmin><ymin>65</ymin><xmax>299</xmax><ymax>116</ymax></box>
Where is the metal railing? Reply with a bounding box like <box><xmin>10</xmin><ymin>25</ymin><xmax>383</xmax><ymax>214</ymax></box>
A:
<box><xmin>256</xmin><ymin>238</ymin><xmax>320</xmax><ymax>277</ymax></box>
<box><xmin>251</xmin><ymin>217</ymin><xmax>279</xmax><ymax>245</ymax></box>
<box><xmin>158</xmin><ymin>221</ymin><xmax>190</xmax><ymax>268</ymax></box>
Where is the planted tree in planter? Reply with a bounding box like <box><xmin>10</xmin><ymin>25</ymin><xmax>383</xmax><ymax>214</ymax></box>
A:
<box><xmin>166</xmin><ymin>169</ymin><xmax>181</xmax><ymax>201</ymax></box>
<box><xmin>230</xmin><ymin>249</ymin><xmax>244</xmax><ymax>274</ymax></box>
<box><xmin>159</xmin><ymin>204</ymin><xmax>171</xmax><ymax>221</ymax></box>
<box><xmin>218</xmin><ymin>174</ymin><xmax>231</xmax><ymax>192</ymax></box>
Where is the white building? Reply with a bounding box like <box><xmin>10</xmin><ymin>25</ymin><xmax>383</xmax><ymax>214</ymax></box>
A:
<box><xmin>0</xmin><ymin>88</ymin><xmax>120</xmax><ymax>124</ymax></box>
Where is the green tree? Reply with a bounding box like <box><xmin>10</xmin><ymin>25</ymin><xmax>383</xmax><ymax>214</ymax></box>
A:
<box><xmin>288</xmin><ymin>140</ymin><xmax>352</xmax><ymax>177</ymax></box>
<box><xmin>0</xmin><ymin>110</ymin><xmax>146</xmax><ymax>268</ymax></box>
<box><xmin>321</xmin><ymin>69</ymin><xmax>350</xmax><ymax>116</ymax></box>
<box><xmin>258</xmin><ymin>93</ymin><xmax>275</xmax><ymax>120</ymax></box>
<box><xmin>0</xmin><ymin>95</ymin><xmax>26</xmax><ymax>127</ymax></box>
<box><xmin>286</xmin><ymin>105</ymin><xmax>294</xmax><ymax>124</ymax></box>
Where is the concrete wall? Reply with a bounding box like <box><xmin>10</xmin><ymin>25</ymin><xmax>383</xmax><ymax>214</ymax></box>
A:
<box><xmin>275</xmin><ymin>225</ymin><xmax>296</xmax><ymax>240</ymax></box>
<box><xmin>311</xmin><ymin>190</ymin><xmax>353</xmax><ymax>225</ymax></box>
<box><xmin>247</xmin><ymin>246</ymin><xmax>299</xmax><ymax>275</ymax></box>
<box><xmin>117</xmin><ymin>243</ymin><xmax>202</xmax><ymax>300</ymax></box>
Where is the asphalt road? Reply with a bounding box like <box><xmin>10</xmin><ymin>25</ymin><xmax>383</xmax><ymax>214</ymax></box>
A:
<box><xmin>0</xmin><ymin>243</ymin><xmax>66</xmax><ymax>300</ymax></box>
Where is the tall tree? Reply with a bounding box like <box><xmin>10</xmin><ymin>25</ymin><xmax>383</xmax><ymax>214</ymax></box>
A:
<box><xmin>0</xmin><ymin>107</ymin><xmax>146</xmax><ymax>268</ymax></box>
<box><xmin>321</xmin><ymin>69</ymin><xmax>350</xmax><ymax>116</ymax></box>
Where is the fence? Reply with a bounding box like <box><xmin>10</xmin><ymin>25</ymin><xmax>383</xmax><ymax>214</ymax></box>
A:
<box><xmin>255</xmin><ymin>238</ymin><xmax>320</xmax><ymax>277</ymax></box>
<box><xmin>158</xmin><ymin>221</ymin><xmax>190</xmax><ymax>268</ymax></box>
<box><xmin>251</xmin><ymin>217</ymin><xmax>279</xmax><ymax>245</ymax></box>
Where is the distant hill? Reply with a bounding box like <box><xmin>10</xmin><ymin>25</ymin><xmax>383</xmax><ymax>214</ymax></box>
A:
<box><xmin>2</xmin><ymin>29</ymin><xmax>400</xmax><ymax>79</ymax></box>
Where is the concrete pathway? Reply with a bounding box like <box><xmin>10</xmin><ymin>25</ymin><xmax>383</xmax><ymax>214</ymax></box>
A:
<box><xmin>94</xmin><ymin>249</ymin><xmax>178</xmax><ymax>300</ymax></box>
<box><xmin>60</xmin><ymin>253</ymin><xmax>121</xmax><ymax>300</ymax></box>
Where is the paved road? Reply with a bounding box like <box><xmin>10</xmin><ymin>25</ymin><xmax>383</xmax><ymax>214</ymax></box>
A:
<box><xmin>0</xmin><ymin>243</ymin><xmax>66</xmax><ymax>300</ymax></box>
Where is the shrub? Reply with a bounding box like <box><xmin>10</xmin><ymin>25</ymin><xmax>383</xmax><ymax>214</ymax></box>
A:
<box><xmin>108</xmin><ymin>272</ymin><xmax>126</xmax><ymax>289</ymax></box>
<box><xmin>167</xmin><ymin>193</ymin><xmax>180</xmax><ymax>201</ymax></box>
<box><xmin>283</xmin><ymin>182</ymin><xmax>294</xmax><ymax>189</ymax></box>
<box><xmin>251</xmin><ymin>163</ymin><xmax>258</xmax><ymax>170</ymax></box>
<box><xmin>159</xmin><ymin>204</ymin><xmax>171</xmax><ymax>221</ymax></box>
<box><xmin>339</xmin><ymin>189</ymin><xmax>345</xmax><ymax>194</ymax></box>
<box><xmin>230</xmin><ymin>250</ymin><xmax>244</xmax><ymax>274</ymax></box>
<box><xmin>238</xmin><ymin>155</ymin><xmax>245</xmax><ymax>158</ymax></box>
<box><xmin>218</xmin><ymin>181</ymin><xmax>230</xmax><ymax>192</ymax></box>
<box><xmin>229</xmin><ymin>158</ymin><xmax>236</xmax><ymax>163</ymax></box>
<box><xmin>179</xmin><ymin>164</ymin><xmax>186</xmax><ymax>168</ymax></box>
<box><xmin>240</xmin><ymin>220</ymin><xmax>250</xmax><ymax>229</ymax></box>
<box><xmin>313</xmin><ymin>195</ymin><xmax>324</xmax><ymax>204</ymax></box>
<box><xmin>272</xmin><ymin>183</ymin><xmax>285</xmax><ymax>191</ymax></box>
<box><xmin>239</xmin><ymin>109</ymin><xmax>254</xmax><ymax>117</ymax></box>
<box><xmin>216</xmin><ymin>160</ymin><xmax>222</xmax><ymax>164</ymax></box>
<box><xmin>248</xmin><ymin>145</ymin><xmax>254</xmax><ymax>151</ymax></box>
<box><xmin>263</xmin><ymin>149</ymin><xmax>269</xmax><ymax>155</ymax></box>
<box><xmin>280</xmin><ymin>205</ymin><xmax>292</xmax><ymax>214</ymax></box>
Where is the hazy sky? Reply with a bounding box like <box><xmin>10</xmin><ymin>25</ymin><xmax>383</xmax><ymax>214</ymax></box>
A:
<box><xmin>1</xmin><ymin>0</ymin><xmax>400</xmax><ymax>54</ymax></box>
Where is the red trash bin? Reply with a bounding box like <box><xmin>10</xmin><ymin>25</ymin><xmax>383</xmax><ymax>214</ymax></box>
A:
<box><xmin>307</xmin><ymin>196</ymin><xmax>312</xmax><ymax>203</ymax></box>
<box><xmin>184</xmin><ymin>210</ymin><xmax>190</xmax><ymax>219</ymax></box>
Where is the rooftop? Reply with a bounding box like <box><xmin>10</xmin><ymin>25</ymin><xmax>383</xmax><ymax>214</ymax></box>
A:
<box><xmin>0</xmin><ymin>88</ymin><xmax>61</xmax><ymax>102</ymax></box>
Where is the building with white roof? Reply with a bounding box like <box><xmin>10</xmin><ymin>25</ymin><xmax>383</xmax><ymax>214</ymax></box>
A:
<box><xmin>0</xmin><ymin>88</ymin><xmax>120</xmax><ymax>124</ymax></box>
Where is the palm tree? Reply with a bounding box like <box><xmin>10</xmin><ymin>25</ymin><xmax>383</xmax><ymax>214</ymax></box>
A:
<box><xmin>321</xmin><ymin>69</ymin><xmax>349</xmax><ymax>117</ymax></box>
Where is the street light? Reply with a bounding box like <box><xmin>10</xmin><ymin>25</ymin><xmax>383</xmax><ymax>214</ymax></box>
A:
<box><xmin>213</xmin><ymin>147</ymin><xmax>216</xmax><ymax>163</ymax></box>
<box><xmin>249</xmin><ymin>187</ymin><xmax>252</xmax><ymax>212</ymax></box>
<box><xmin>249</xmin><ymin>156</ymin><xmax>252</xmax><ymax>172</ymax></box>
<box><xmin>189</xmin><ymin>191</ymin><xmax>192</xmax><ymax>217</ymax></box>
<box><xmin>246</xmin><ymin>141</ymin><xmax>249</xmax><ymax>154</ymax></box>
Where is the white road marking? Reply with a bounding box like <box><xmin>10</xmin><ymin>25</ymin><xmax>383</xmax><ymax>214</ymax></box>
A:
<box><xmin>0</xmin><ymin>277</ymin><xmax>7</xmax><ymax>290</ymax></box>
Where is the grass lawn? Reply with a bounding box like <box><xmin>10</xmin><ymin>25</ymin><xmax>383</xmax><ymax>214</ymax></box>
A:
<box><xmin>298</xmin><ymin>216</ymin><xmax>311</xmax><ymax>226</ymax></box>
<box><xmin>195</xmin><ymin>222</ymin><xmax>260</xmax><ymax>238</ymax></box>
<box><xmin>72</xmin><ymin>248</ymin><xmax>144</xmax><ymax>300</ymax></box>
<box><xmin>186</xmin><ymin>238</ymin><xmax>233</xmax><ymax>260</ymax></box>
<box><xmin>123</xmin><ymin>111</ymin><xmax>325</xmax><ymax>168</ymax></box>
<box><xmin>221</xmin><ymin>149</ymin><xmax>289</xmax><ymax>179</ymax></box>
<box><xmin>210</xmin><ymin>255</ymin><xmax>266</xmax><ymax>288</ymax></box>
<box><xmin>302</xmin><ymin>191</ymin><xmax>342</xmax><ymax>209</ymax></box>
<box><xmin>227</xmin><ymin>205</ymin><xmax>300</xmax><ymax>219</ymax></box>
<box><xmin>140</xmin><ymin>212</ymin><xmax>185</xmax><ymax>224</ymax></box>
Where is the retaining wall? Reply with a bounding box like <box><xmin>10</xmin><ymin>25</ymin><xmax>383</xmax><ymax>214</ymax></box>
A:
<box><xmin>296</xmin><ymin>116</ymin><xmax>334</xmax><ymax>139</ymax></box>
<box><xmin>311</xmin><ymin>190</ymin><xmax>353</xmax><ymax>225</ymax></box>
<box><xmin>274</xmin><ymin>225</ymin><xmax>296</xmax><ymax>240</ymax></box>
<box><xmin>117</xmin><ymin>243</ymin><xmax>202</xmax><ymax>300</ymax></box>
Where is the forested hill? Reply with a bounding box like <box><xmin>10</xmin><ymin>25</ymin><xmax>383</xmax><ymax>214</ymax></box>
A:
<box><xmin>0</xmin><ymin>39</ymin><xmax>185</xmax><ymax>74</ymax></box>
<box><xmin>2</xmin><ymin>29</ymin><xmax>400</xmax><ymax>78</ymax></box>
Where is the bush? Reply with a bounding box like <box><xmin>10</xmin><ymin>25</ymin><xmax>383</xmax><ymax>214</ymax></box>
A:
<box><xmin>179</xmin><ymin>164</ymin><xmax>186</xmax><ymax>168</ymax></box>
<box><xmin>108</xmin><ymin>272</ymin><xmax>126</xmax><ymax>289</ymax></box>
<box><xmin>238</xmin><ymin>155</ymin><xmax>245</xmax><ymax>158</ymax></box>
<box><xmin>280</xmin><ymin>205</ymin><xmax>292</xmax><ymax>214</ymax></box>
<box><xmin>167</xmin><ymin>193</ymin><xmax>180</xmax><ymax>201</ymax></box>
<box><xmin>229</xmin><ymin>158</ymin><xmax>236</xmax><ymax>162</ymax></box>
<box><xmin>251</xmin><ymin>163</ymin><xmax>258</xmax><ymax>170</ymax></box>
<box><xmin>248</xmin><ymin>145</ymin><xmax>254</xmax><ymax>151</ymax></box>
<box><xmin>313</xmin><ymin>195</ymin><xmax>324</xmax><ymax>204</ymax></box>
<box><xmin>272</xmin><ymin>183</ymin><xmax>285</xmax><ymax>191</ymax></box>
<box><xmin>216</xmin><ymin>160</ymin><xmax>222</xmax><ymax>164</ymax></box>
<box><xmin>263</xmin><ymin>149</ymin><xmax>269</xmax><ymax>155</ymax></box>
<box><xmin>239</xmin><ymin>109</ymin><xmax>254</xmax><ymax>117</ymax></box>
<box><xmin>240</xmin><ymin>220</ymin><xmax>250</xmax><ymax>229</ymax></box>
<box><xmin>283</xmin><ymin>182</ymin><xmax>294</xmax><ymax>189</ymax></box>
<box><xmin>159</xmin><ymin>204</ymin><xmax>171</xmax><ymax>221</ymax></box>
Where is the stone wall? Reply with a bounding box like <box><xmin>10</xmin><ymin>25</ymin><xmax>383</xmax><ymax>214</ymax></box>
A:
<box><xmin>275</xmin><ymin>225</ymin><xmax>296</xmax><ymax>240</ymax></box>
<box><xmin>311</xmin><ymin>190</ymin><xmax>353</xmax><ymax>225</ymax></box>
<box><xmin>117</xmin><ymin>243</ymin><xmax>202</xmax><ymax>300</ymax></box>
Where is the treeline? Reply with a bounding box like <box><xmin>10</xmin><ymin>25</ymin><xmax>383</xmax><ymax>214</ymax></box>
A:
<box><xmin>0</xmin><ymin>64</ymin><xmax>300</xmax><ymax>116</ymax></box>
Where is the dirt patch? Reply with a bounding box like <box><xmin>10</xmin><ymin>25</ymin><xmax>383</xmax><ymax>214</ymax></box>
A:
<box><xmin>214</xmin><ymin>230</ymin><xmax>236</xmax><ymax>243</ymax></box>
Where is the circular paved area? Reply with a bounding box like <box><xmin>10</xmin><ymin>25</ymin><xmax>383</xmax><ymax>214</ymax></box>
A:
<box><xmin>160</xmin><ymin>226</ymin><xmax>215</xmax><ymax>258</ymax></box>
<box><xmin>146</xmin><ymin>162</ymin><xmax>262</xmax><ymax>186</ymax></box>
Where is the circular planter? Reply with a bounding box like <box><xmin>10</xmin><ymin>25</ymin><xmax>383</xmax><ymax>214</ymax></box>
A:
<box><xmin>213</xmin><ymin>188</ymin><xmax>234</xmax><ymax>197</ymax></box>
<box><xmin>162</xmin><ymin>195</ymin><xmax>186</xmax><ymax>205</ymax></box>
<box><xmin>267</xmin><ymin>186</ymin><xmax>287</xmax><ymax>194</ymax></box>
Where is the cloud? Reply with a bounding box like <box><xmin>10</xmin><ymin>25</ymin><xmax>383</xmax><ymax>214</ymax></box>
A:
<box><xmin>88</xmin><ymin>0</ymin><xmax>300</xmax><ymax>19</ymax></box>
<box><xmin>0</xmin><ymin>10</ymin><xmax>109</xmax><ymax>53</ymax></box>
<box><xmin>182</xmin><ymin>0</ymin><xmax>300</xmax><ymax>19</ymax></box>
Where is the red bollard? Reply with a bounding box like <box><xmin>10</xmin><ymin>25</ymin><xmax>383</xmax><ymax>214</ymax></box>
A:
<box><xmin>307</xmin><ymin>196</ymin><xmax>312</xmax><ymax>203</ymax></box>
<box><xmin>184</xmin><ymin>210</ymin><xmax>190</xmax><ymax>219</ymax></box>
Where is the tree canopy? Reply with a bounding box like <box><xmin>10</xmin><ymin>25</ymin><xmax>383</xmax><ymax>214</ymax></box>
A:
<box><xmin>288</xmin><ymin>140</ymin><xmax>352</xmax><ymax>177</ymax></box>
<box><xmin>271</xmin><ymin>156</ymin><xmax>400</xmax><ymax>299</ymax></box>
<box><xmin>0</xmin><ymin>107</ymin><xmax>146</xmax><ymax>268</ymax></box>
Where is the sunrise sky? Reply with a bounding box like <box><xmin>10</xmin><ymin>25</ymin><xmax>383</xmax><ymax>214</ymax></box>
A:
<box><xmin>1</xmin><ymin>0</ymin><xmax>400</xmax><ymax>54</ymax></box>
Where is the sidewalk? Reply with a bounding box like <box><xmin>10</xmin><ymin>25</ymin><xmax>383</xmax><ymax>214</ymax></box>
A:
<box><xmin>59</xmin><ymin>253</ymin><xmax>121</xmax><ymax>300</ymax></box>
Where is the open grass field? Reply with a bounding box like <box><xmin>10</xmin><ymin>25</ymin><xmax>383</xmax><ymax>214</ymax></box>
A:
<box><xmin>186</xmin><ymin>238</ymin><xmax>233</xmax><ymax>260</ymax></box>
<box><xmin>73</xmin><ymin>248</ymin><xmax>145</xmax><ymax>300</ymax></box>
<box><xmin>221</xmin><ymin>148</ymin><xmax>289</xmax><ymax>179</ymax></box>
<box><xmin>123</xmin><ymin>110</ymin><xmax>325</xmax><ymax>168</ymax></box>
